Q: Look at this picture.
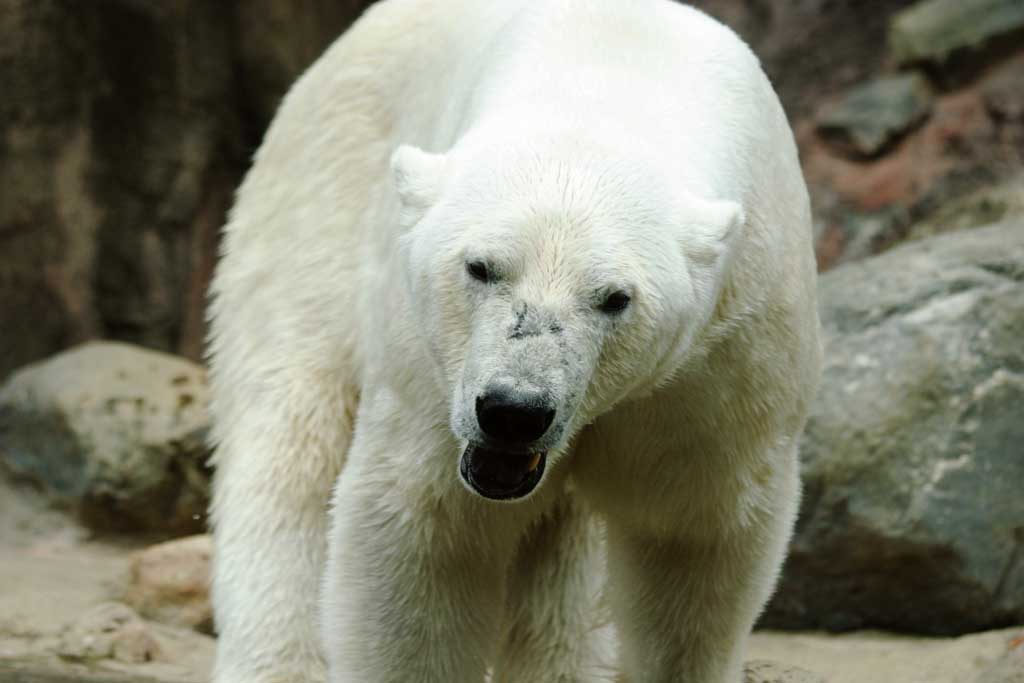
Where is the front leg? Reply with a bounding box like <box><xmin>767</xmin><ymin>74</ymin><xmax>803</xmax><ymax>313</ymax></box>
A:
<box><xmin>492</xmin><ymin>496</ymin><xmax>607</xmax><ymax>683</ymax></box>
<box><xmin>605</xmin><ymin>494</ymin><xmax>796</xmax><ymax>683</ymax></box>
<box><xmin>210</xmin><ymin>381</ymin><xmax>352</xmax><ymax>683</ymax></box>
<box><xmin>321</xmin><ymin>403</ymin><xmax>539</xmax><ymax>682</ymax></box>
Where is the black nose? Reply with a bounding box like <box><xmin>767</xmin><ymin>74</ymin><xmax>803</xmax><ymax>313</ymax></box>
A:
<box><xmin>476</xmin><ymin>386</ymin><xmax>555</xmax><ymax>445</ymax></box>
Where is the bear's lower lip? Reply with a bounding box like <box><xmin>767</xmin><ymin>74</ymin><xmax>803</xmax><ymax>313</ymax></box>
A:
<box><xmin>460</xmin><ymin>444</ymin><xmax>546</xmax><ymax>500</ymax></box>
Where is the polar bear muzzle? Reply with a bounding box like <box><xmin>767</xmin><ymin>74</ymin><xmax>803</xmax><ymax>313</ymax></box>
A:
<box><xmin>456</xmin><ymin>373</ymin><xmax>560</xmax><ymax>500</ymax></box>
<box><xmin>460</xmin><ymin>444</ymin><xmax>547</xmax><ymax>500</ymax></box>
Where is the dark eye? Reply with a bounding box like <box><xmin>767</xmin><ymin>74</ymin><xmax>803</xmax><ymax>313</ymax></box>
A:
<box><xmin>599</xmin><ymin>290</ymin><xmax>631</xmax><ymax>314</ymax></box>
<box><xmin>466</xmin><ymin>260</ymin><xmax>491</xmax><ymax>283</ymax></box>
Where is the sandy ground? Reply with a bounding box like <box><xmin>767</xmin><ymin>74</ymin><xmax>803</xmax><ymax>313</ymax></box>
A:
<box><xmin>1</xmin><ymin>475</ymin><xmax>1020</xmax><ymax>682</ymax></box>
<box><xmin>749</xmin><ymin>628</ymin><xmax>1021</xmax><ymax>683</ymax></box>
<box><xmin>0</xmin><ymin>476</ymin><xmax>213</xmax><ymax>683</ymax></box>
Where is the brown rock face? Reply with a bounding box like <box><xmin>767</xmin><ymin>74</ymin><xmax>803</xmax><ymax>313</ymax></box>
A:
<box><xmin>0</xmin><ymin>0</ymin><xmax>375</xmax><ymax>380</ymax></box>
<box><xmin>0</xmin><ymin>1</ymin><xmax>236</xmax><ymax>377</ymax></box>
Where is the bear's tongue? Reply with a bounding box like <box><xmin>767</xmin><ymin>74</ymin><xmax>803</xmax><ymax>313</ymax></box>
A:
<box><xmin>460</xmin><ymin>445</ymin><xmax>546</xmax><ymax>500</ymax></box>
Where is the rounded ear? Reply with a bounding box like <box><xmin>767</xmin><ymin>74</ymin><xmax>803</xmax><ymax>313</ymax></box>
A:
<box><xmin>685</xmin><ymin>195</ymin><xmax>744</xmax><ymax>245</ymax></box>
<box><xmin>391</xmin><ymin>145</ymin><xmax>448</xmax><ymax>224</ymax></box>
<box><xmin>677</xmin><ymin>194</ymin><xmax>745</xmax><ymax>266</ymax></box>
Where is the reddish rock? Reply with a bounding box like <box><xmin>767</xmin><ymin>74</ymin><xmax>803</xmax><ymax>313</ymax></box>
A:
<box><xmin>123</xmin><ymin>535</ymin><xmax>212</xmax><ymax>634</ymax></box>
<box><xmin>799</xmin><ymin>57</ymin><xmax>1024</xmax><ymax>269</ymax></box>
<box><xmin>801</xmin><ymin>90</ymin><xmax>993</xmax><ymax>213</ymax></box>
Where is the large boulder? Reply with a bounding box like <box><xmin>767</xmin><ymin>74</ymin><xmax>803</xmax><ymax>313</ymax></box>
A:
<box><xmin>0</xmin><ymin>342</ymin><xmax>211</xmax><ymax>534</ymax></box>
<box><xmin>763</xmin><ymin>220</ymin><xmax>1024</xmax><ymax>634</ymax></box>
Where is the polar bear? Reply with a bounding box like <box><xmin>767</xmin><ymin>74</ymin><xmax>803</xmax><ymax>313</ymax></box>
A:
<box><xmin>207</xmin><ymin>0</ymin><xmax>821</xmax><ymax>681</ymax></box>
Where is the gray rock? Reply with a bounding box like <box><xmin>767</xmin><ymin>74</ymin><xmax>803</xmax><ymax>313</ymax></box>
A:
<box><xmin>762</xmin><ymin>220</ymin><xmax>1024</xmax><ymax>634</ymax></box>
<box><xmin>817</xmin><ymin>73</ymin><xmax>934</xmax><ymax>158</ymax></box>
<box><xmin>835</xmin><ymin>207</ymin><xmax>911</xmax><ymax>265</ymax></box>
<box><xmin>890</xmin><ymin>0</ymin><xmax>1024</xmax><ymax>70</ymax></box>
<box><xmin>908</xmin><ymin>174</ymin><xmax>1024</xmax><ymax>243</ymax></box>
<box><xmin>743</xmin><ymin>660</ymin><xmax>826</xmax><ymax>683</ymax></box>
<box><xmin>0</xmin><ymin>342</ymin><xmax>211</xmax><ymax>534</ymax></box>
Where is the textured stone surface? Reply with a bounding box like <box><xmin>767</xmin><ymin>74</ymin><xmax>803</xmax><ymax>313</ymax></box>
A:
<box><xmin>0</xmin><ymin>1</ymin><xmax>241</xmax><ymax>377</ymax></box>
<box><xmin>0</xmin><ymin>343</ymin><xmax>211</xmax><ymax>533</ymax></box>
<box><xmin>908</xmin><ymin>173</ymin><xmax>1024</xmax><ymax>242</ymax></box>
<box><xmin>817</xmin><ymin>73</ymin><xmax>934</xmax><ymax>158</ymax></box>
<box><xmin>123</xmin><ymin>536</ymin><xmax>212</xmax><ymax>634</ymax></box>
<box><xmin>890</xmin><ymin>0</ymin><xmax>1024</xmax><ymax>70</ymax></box>
<box><xmin>56</xmin><ymin>603</ymin><xmax>162</xmax><ymax>665</ymax></box>
<box><xmin>0</xmin><ymin>0</ymin><xmax>375</xmax><ymax>378</ymax></box>
<box><xmin>801</xmin><ymin>72</ymin><xmax>1023</xmax><ymax>270</ymax></box>
<box><xmin>763</xmin><ymin>220</ymin><xmax>1024</xmax><ymax>634</ymax></box>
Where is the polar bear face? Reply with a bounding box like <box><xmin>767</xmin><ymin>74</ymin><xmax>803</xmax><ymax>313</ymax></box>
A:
<box><xmin>393</xmin><ymin>139</ymin><xmax>742</xmax><ymax>501</ymax></box>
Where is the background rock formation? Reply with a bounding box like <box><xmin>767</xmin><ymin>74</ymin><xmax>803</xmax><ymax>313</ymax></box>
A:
<box><xmin>0</xmin><ymin>0</ymin><xmax>366</xmax><ymax>378</ymax></box>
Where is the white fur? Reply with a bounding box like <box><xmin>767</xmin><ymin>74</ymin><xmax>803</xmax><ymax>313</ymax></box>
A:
<box><xmin>207</xmin><ymin>1</ymin><xmax>821</xmax><ymax>681</ymax></box>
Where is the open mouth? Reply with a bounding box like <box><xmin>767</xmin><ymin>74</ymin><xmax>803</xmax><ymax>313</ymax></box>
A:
<box><xmin>459</xmin><ymin>444</ymin><xmax>547</xmax><ymax>500</ymax></box>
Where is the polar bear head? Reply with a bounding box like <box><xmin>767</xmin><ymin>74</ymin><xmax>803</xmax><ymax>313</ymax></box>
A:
<box><xmin>392</xmin><ymin>136</ymin><xmax>743</xmax><ymax>502</ymax></box>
